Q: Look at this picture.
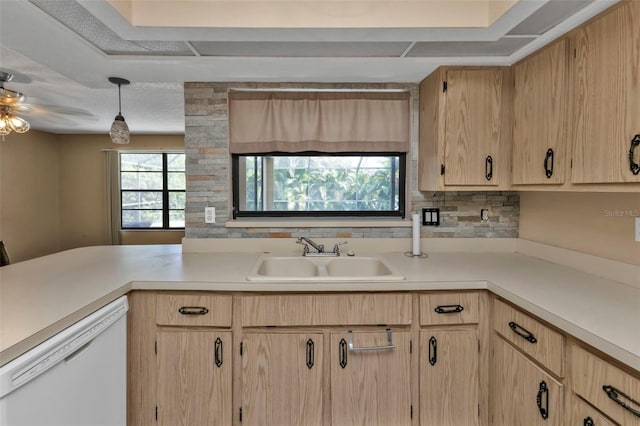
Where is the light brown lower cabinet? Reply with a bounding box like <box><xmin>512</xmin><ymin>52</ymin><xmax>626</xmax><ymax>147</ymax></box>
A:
<box><xmin>492</xmin><ymin>337</ymin><xmax>564</xmax><ymax>426</ymax></box>
<box><xmin>330</xmin><ymin>330</ymin><xmax>412</xmax><ymax>426</ymax></box>
<box><xmin>420</xmin><ymin>329</ymin><xmax>479</xmax><ymax>426</ymax></box>
<box><xmin>571</xmin><ymin>395</ymin><xmax>618</xmax><ymax>426</ymax></box>
<box><xmin>156</xmin><ymin>330</ymin><xmax>232</xmax><ymax>426</ymax></box>
<box><xmin>241</xmin><ymin>333</ymin><xmax>324</xmax><ymax>426</ymax></box>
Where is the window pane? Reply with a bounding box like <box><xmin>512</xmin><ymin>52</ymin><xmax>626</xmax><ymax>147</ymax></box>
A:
<box><xmin>122</xmin><ymin>210</ymin><xmax>163</xmax><ymax>228</ymax></box>
<box><xmin>121</xmin><ymin>172</ymin><xmax>163</xmax><ymax>190</ymax></box>
<box><xmin>167</xmin><ymin>153</ymin><xmax>185</xmax><ymax>171</ymax></box>
<box><xmin>168</xmin><ymin>172</ymin><xmax>185</xmax><ymax>190</ymax></box>
<box><xmin>169</xmin><ymin>210</ymin><xmax>185</xmax><ymax>228</ymax></box>
<box><xmin>169</xmin><ymin>192</ymin><xmax>185</xmax><ymax>209</ymax></box>
<box><xmin>122</xmin><ymin>191</ymin><xmax>163</xmax><ymax>209</ymax></box>
<box><xmin>236</xmin><ymin>154</ymin><xmax>402</xmax><ymax>215</ymax></box>
<box><xmin>120</xmin><ymin>153</ymin><xmax>162</xmax><ymax>171</ymax></box>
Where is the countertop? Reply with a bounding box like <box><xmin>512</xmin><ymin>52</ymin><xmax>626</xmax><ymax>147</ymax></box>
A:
<box><xmin>1</xmin><ymin>244</ymin><xmax>639</xmax><ymax>372</ymax></box>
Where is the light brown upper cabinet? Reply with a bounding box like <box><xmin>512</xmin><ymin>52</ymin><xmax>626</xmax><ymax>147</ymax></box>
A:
<box><xmin>512</xmin><ymin>39</ymin><xmax>569</xmax><ymax>185</ymax></box>
<box><xmin>418</xmin><ymin>67</ymin><xmax>512</xmax><ymax>191</ymax></box>
<box><xmin>571</xmin><ymin>0</ymin><xmax>640</xmax><ymax>184</ymax></box>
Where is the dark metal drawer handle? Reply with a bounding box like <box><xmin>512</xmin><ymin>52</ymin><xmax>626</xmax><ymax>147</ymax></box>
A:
<box><xmin>508</xmin><ymin>321</ymin><xmax>537</xmax><ymax>344</ymax></box>
<box><xmin>178</xmin><ymin>306</ymin><xmax>209</xmax><ymax>315</ymax></box>
<box><xmin>428</xmin><ymin>336</ymin><xmax>437</xmax><ymax>366</ymax></box>
<box><xmin>536</xmin><ymin>380</ymin><xmax>549</xmax><ymax>420</ymax></box>
<box><xmin>602</xmin><ymin>385</ymin><xmax>640</xmax><ymax>417</ymax></box>
<box><xmin>434</xmin><ymin>304</ymin><xmax>464</xmax><ymax>314</ymax></box>
<box><xmin>629</xmin><ymin>134</ymin><xmax>640</xmax><ymax>175</ymax></box>
<box><xmin>544</xmin><ymin>148</ymin><xmax>554</xmax><ymax>178</ymax></box>
<box><xmin>214</xmin><ymin>337</ymin><xmax>223</xmax><ymax>367</ymax></box>
<box><xmin>583</xmin><ymin>417</ymin><xmax>594</xmax><ymax>426</ymax></box>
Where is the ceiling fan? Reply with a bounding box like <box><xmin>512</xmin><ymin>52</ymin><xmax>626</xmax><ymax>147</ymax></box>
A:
<box><xmin>0</xmin><ymin>69</ymin><xmax>96</xmax><ymax>136</ymax></box>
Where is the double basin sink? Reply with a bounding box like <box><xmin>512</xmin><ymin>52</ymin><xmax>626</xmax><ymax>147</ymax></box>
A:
<box><xmin>246</xmin><ymin>255</ymin><xmax>405</xmax><ymax>281</ymax></box>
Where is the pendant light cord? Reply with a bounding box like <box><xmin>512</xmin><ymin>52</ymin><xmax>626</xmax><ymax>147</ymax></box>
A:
<box><xmin>118</xmin><ymin>84</ymin><xmax>122</xmax><ymax>115</ymax></box>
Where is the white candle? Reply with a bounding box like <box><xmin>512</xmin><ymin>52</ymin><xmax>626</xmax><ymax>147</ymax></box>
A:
<box><xmin>412</xmin><ymin>213</ymin><xmax>421</xmax><ymax>256</ymax></box>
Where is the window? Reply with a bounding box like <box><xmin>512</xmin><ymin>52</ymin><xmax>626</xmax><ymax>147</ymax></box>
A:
<box><xmin>120</xmin><ymin>152</ymin><xmax>185</xmax><ymax>229</ymax></box>
<box><xmin>233</xmin><ymin>153</ymin><xmax>405</xmax><ymax>218</ymax></box>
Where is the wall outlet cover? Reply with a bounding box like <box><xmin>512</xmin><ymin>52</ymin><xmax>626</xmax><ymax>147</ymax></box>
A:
<box><xmin>205</xmin><ymin>207</ymin><xmax>216</xmax><ymax>224</ymax></box>
<box><xmin>636</xmin><ymin>217</ymin><xmax>640</xmax><ymax>242</ymax></box>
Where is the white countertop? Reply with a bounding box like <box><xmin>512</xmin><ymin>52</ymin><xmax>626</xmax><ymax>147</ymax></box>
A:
<box><xmin>1</xmin><ymin>244</ymin><xmax>639</xmax><ymax>372</ymax></box>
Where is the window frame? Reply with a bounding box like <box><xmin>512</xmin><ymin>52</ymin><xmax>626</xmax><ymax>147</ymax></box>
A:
<box><xmin>232</xmin><ymin>152</ymin><xmax>406</xmax><ymax>219</ymax></box>
<box><xmin>120</xmin><ymin>152</ymin><xmax>185</xmax><ymax>230</ymax></box>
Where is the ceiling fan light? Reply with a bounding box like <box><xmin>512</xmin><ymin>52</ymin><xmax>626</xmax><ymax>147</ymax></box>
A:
<box><xmin>110</xmin><ymin>114</ymin><xmax>130</xmax><ymax>144</ymax></box>
<box><xmin>8</xmin><ymin>114</ymin><xmax>30</xmax><ymax>133</ymax></box>
<box><xmin>0</xmin><ymin>115</ymin><xmax>10</xmax><ymax>136</ymax></box>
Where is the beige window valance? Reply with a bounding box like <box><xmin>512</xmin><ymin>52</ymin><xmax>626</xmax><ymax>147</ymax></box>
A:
<box><xmin>228</xmin><ymin>90</ymin><xmax>411</xmax><ymax>154</ymax></box>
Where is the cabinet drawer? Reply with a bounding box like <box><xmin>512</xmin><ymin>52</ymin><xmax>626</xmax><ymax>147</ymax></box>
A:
<box><xmin>242</xmin><ymin>293</ymin><xmax>411</xmax><ymax>326</ymax></box>
<box><xmin>493</xmin><ymin>299</ymin><xmax>564</xmax><ymax>376</ymax></box>
<box><xmin>156</xmin><ymin>293</ymin><xmax>232</xmax><ymax>327</ymax></box>
<box><xmin>420</xmin><ymin>292</ymin><xmax>479</xmax><ymax>325</ymax></box>
<box><xmin>571</xmin><ymin>344</ymin><xmax>640</xmax><ymax>425</ymax></box>
<box><xmin>571</xmin><ymin>395</ymin><xmax>617</xmax><ymax>426</ymax></box>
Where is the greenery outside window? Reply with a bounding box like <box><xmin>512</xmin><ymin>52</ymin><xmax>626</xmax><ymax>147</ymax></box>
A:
<box><xmin>120</xmin><ymin>152</ymin><xmax>185</xmax><ymax>229</ymax></box>
<box><xmin>233</xmin><ymin>153</ymin><xmax>405</xmax><ymax>218</ymax></box>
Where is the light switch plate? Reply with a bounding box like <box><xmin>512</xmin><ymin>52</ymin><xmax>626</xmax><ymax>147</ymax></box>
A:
<box><xmin>635</xmin><ymin>217</ymin><xmax>640</xmax><ymax>242</ymax></box>
<box><xmin>205</xmin><ymin>207</ymin><xmax>216</xmax><ymax>224</ymax></box>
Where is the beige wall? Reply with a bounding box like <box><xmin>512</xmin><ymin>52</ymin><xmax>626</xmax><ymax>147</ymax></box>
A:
<box><xmin>0</xmin><ymin>132</ymin><xmax>184</xmax><ymax>264</ymax></box>
<box><xmin>520</xmin><ymin>192</ymin><xmax>640</xmax><ymax>265</ymax></box>
<box><xmin>0</xmin><ymin>131</ymin><xmax>62</xmax><ymax>263</ymax></box>
<box><xmin>58</xmin><ymin>134</ymin><xmax>185</xmax><ymax>250</ymax></box>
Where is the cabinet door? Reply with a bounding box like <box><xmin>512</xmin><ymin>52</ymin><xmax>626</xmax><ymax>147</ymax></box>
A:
<box><xmin>241</xmin><ymin>333</ymin><xmax>323</xmax><ymax>426</ymax></box>
<box><xmin>571</xmin><ymin>395</ymin><xmax>617</xmax><ymax>426</ymax></box>
<box><xmin>157</xmin><ymin>330</ymin><xmax>232</xmax><ymax>426</ymax></box>
<box><xmin>513</xmin><ymin>39</ymin><xmax>568</xmax><ymax>185</ymax></box>
<box><xmin>444</xmin><ymin>69</ymin><xmax>504</xmax><ymax>186</ymax></box>
<box><xmin>420</xmin><ymin>329</ymin><xmax>479</xmax><ymax>426</ymax></box>
<box><xmin>330</xmin><ymin>330</ymin><xmax>411</xmax><ymax>426</ymax></box>
<box><xmin>492</xmin><ymin>337</ymin><xmax>564</xmax><ymax>426</ymax></box>
<box><xmin>572</xmin><ymin>0</ymin><xmax>640</xmax><ymax>183</ymax></box>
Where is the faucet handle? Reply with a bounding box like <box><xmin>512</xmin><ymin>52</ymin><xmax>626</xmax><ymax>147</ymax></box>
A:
<box><xmin>333</xmin><ymin>241</ymin><xmax>348</xmax><ymax>255</ymax></box>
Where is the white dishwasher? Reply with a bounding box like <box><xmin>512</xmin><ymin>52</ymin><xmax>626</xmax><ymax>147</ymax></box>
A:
<box><xmin>0</xmin><ymin>295</ymin><xmax>128</xmax><ymax>426</ymax></box>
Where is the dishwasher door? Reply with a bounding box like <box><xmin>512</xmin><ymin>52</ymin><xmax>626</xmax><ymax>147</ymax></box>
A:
<box><xmin>0</xmin><ymin>295</ymin><xmax>128</xmax><ymax>426</ymax></box>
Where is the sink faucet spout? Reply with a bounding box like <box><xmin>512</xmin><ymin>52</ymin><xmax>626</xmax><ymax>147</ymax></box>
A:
<box><xmin>296</xmin><ymin>237</ymin><xmax>324</xmax><ymax>254</ymax></box>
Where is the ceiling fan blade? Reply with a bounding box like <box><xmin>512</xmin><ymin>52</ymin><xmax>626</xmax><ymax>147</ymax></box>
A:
<box><xmin>23</xmin><ymin>103</ymin><xmax>95</xmax><ymax>118</ymax></box>
<box><xmin>0</xmin><ymin>69</ymin><xmax>33</xmax><ymax>84</ymax></box>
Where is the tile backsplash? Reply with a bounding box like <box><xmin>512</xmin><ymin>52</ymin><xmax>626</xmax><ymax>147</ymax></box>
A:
<box><xmin>184</xmin><ymin>82</ymin><xmax>519</xmax><ymax>238</ymax></box>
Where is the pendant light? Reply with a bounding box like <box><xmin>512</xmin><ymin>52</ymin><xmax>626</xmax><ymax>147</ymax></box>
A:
<box><xmin>108</xmin><ymin>77</ymin><xmax>130</xmax><ymax>144</ymax></box>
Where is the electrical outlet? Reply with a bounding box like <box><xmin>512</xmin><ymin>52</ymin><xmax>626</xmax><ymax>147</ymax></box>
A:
<box><xmin>422</xmin><ymin>208</ymin><xmax>440</xmax><ymax>226</ymax></box>
<box><xmin>205</xmin><ymin>207</ymin><xmax>216</xmax><ymax>224</ymax></box>
<box><xmin>480</xmin><ymin>208</ymin><xmax>489</xmax><ymax>222</ymax></box>
<box><xmin>636</xmin><ymin>217</ymin><xmax>640</xmax><ymax>242</ymax></box>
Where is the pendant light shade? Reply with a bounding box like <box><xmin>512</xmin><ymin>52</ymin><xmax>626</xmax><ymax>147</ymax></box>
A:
<box><xmin>108</xmin><ymin>77</ymin><xmax>130</xmax><ymax>144</ymax></box>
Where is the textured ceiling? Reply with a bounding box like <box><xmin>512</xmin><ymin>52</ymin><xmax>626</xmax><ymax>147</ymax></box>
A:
<box><xmin>0</xmin><ymin>0</ymin><xmax>616</xmax><ymax>134</ymax></box>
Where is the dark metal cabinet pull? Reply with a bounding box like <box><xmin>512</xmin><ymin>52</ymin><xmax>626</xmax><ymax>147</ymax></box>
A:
<box><xmin>630</xmin><ymin>134</ymin><xmax>640</xmax><ymax>175</ymax></box>
<box><xmin>428</xmin><ymin>336</ymin><xmax>437</xmax><ymax>366</ymax></box>
<box><xmin>508</xmin><ymin>321</ymin><xmax>538</xmax><ymax>343</ymax></box>
<box><xmin>214</xmin><ymin>337</ymin><xmax>223</xmax><ymax>367</ymax></box>
<box><xmin>602</xmin><ymin>385</ymin><xmax>640</xmax><ymax>417</ymax></box>
<box><xmin>544</xmin><ymin>148</ymin><xmax>554</xmax><ymax>178</ymax></box>
<box><xmin>434</xmin><ymin>304</ymin><xmax>464</xmax><ymax>314</ymax></box>
<box><xmin>306</xmin><ymin>339</ymin><xmax>314</xmax><ymax>369</ymax></box>
<box><xmin>339</xmin><ymin>339</ymin><xmax>347</xmax><ymax>368</ymax></box>
<box><xmin>485</xmin><ymin>156</ymin><xmax>493</xmax><ymax>181</ymax></box>
<box><xmin>178</xmin><ymin>306</ymin><xmax>209</xmax><ymax>315</ymax></box>
<box><xmin>536</xmin><ymin>381</ymin><xmax>549</xmax><ymax>420</ymax></box>
<box><xmin>583</xmin><ymin>417</ymin><xmax>594</xmax><ymax>426</ymax></box>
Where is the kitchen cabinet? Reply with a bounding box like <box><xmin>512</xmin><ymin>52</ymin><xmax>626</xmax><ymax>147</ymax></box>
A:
<box><xmin>241</xmin><ymin>333</ymin><xmax>324</xmax><ymax>426</ymax></box>
<box><xmin>330</xmin><ymin>329</ymin><xmax>411</xmax><ymax>426</ymax></box>
<box><xmin>570</xmin><ymin>343</ymin><xmax>640</xmax><ymax>425</ymax></box>
<box><xmin>157</xmin><ymin>330</ymin><xmax>232</xmax><ymax>426</ymax></box>
<box><xmin>420</xmin><ymin>329</ymin><xmax>479</xmax><ymax>426</ymax></box>
<box><xmin>512</xmin><ymin>38</ymin><xmax>569</xmax><ymax>185</ymax></box>
<box><xmin>492</xmin><ymin>337</ymin><xmax>564</xmax><ymax>426</ymax></box>
<box><xmin>418</xmin><ymin>66</ymin><xmax>512</xmax><ymax>191</ymax></box>
<box><xmin>570</xmin><ymin>395</ymin><xmax>617</xmax><ymax>426</ymax></box>
<box><xmin>571</xmin><ymin>0</ymin><xmax>640</xmax><ymax>184</ymax></box>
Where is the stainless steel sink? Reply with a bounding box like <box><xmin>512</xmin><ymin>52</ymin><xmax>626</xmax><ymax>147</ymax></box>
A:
<box><xmin>247</xmin><ymin>255</ymin><xmax>405</xmax><ymax>281</ymax></box>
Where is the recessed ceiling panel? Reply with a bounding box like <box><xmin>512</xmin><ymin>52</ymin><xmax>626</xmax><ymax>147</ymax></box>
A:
<box><xmin>28</xmin><ymin>0</ymin><xmax>194</xmax><ymax>56</ymax></box>
<box><xmin>406</xmin><ymin>37</ymin><xmax>535</xmax><ymax>57</ymax></box>
<box><xmin>191</xmin><ymin>41</ymin><xmax>412</xmax><ymax>57</ymax></box>
<box><xmin>507</xmin><ymin>0</ymin><xmax>595</xmax><ymax>35</ymax></box>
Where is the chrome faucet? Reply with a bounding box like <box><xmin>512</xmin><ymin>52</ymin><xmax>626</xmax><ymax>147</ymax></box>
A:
<box><xmin>296</xmin><ymin>237</ymin><xmax>348</xmax><ymax>257</ymax></box>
